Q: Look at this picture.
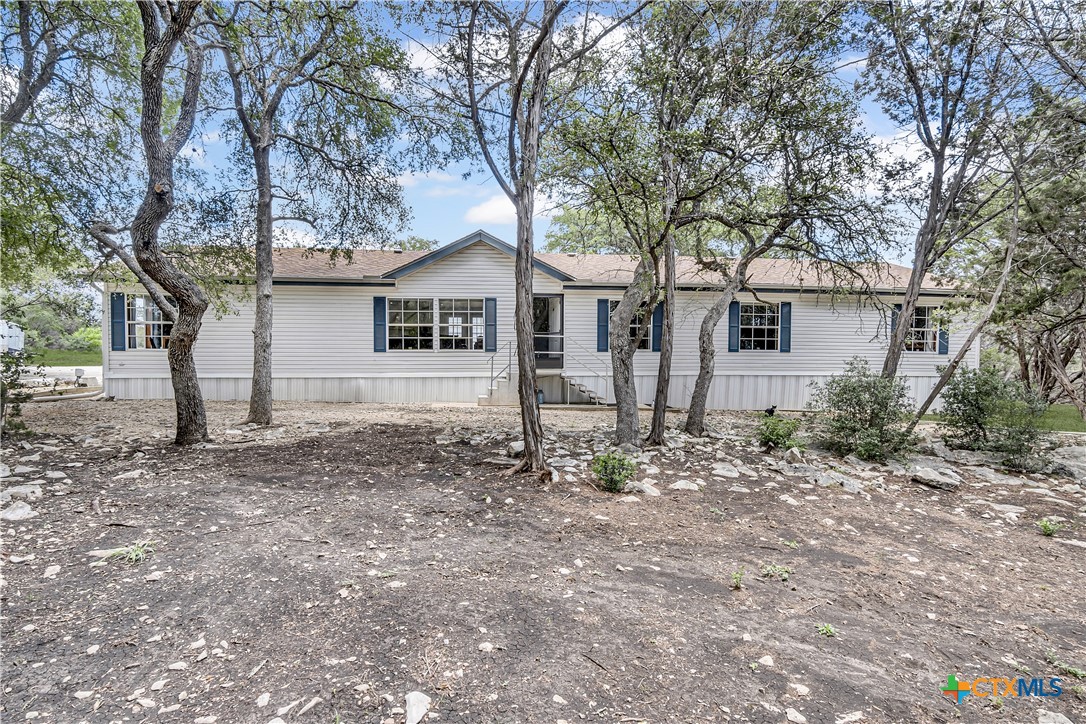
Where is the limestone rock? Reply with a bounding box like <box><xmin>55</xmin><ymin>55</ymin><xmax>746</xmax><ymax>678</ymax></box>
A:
<box><xmin>783</xmin><ymin>447</ymin><xmax>805</xmax><ymax>465</ymax></box>
<box><xmin>1037</xmin><ymin>711</ymin><xmax>1073</xmax><ymax>724</ymax></box>
<box><xmin>623</xmin><ymin>479</ymin><xmax>661</xmax><ymax>496</ymax></box>
<box><xmin>1049</xmin><ymin>446</ymin><xmax>1086</xmax><ymax>482</ymax></box>
<box><xmin>1</xmin><ymin>501</ymin><xmax>37</xmax><ymax>521</ymax></box>
<box><xmin>405</xmin><ymin>691</ymin><xmax>432</xmax><ymax>724</ymax></box>
<box><xmin>0</xmin><ymin>484</ymin><xmax>43</xmax><ymax>504</ymax></box>
<box><xmin>911</xmin><ymin>467</ymin><xmax>960</xmax><ymax>491</ymax></box>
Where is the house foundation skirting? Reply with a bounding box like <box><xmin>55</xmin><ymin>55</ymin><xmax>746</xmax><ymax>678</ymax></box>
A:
<box><xmin>106</xmin><ymin>373</ymin><xmax>945</xmax><ymax>411</ymax></box>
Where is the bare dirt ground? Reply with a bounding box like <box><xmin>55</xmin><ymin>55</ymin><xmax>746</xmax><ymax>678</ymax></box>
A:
<box><xmin>2</xmin><ymin>399</ymin><xmax>1085</xmax><ymax>724</ymax></box>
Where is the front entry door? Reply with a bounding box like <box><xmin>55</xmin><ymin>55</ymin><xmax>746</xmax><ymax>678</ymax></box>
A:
<box><xmin>533</xmin><ymin>295</ymin><xmax>564</xmax><ymax>369</ymax></box>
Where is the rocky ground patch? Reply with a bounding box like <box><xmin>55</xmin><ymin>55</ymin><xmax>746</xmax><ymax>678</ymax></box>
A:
<box><xmin>2</xmin><ymin>400</ymin><xmax>1085</xmax><ymax>723</ymax></box>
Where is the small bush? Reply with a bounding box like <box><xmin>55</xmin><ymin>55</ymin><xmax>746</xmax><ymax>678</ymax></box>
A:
<box><xmin>760</xmin><ymin>564</ymin><xmax>793</xmax><ymax>581</ymax></box>
<box><xmin>591</xmin><ymin>452</ymin><xmax>637</xmax><ymax>493</ymax></box>
<box><xmin>940</xmin><ymin>365</ymin><xmax>1050</xmax><ymax>469</ymax></box>
<box><xmin>807</xmin><ymin>357</ymin><xmax>915</xmax><ymax>461</ymax></box>
<box><xmin>1037</xmin><ymin>518</ymin><xmax>1065</xmax><ymax>537</ymax></box>
<box><xmin>817</xmin><ymin>623</ymin><xmax>837</xmax><ymax>637</ymax></box>
<box><xmin>107</xmin><ymin>541</ymin><xmax>156</xmax><ymax>564</ymax></box>
<box><xmin>758</xmin><ymin>415</ymin><xmax>800</xmax><ymax>450</ymax></box>
<box><xmin>1</xmin><ymin>351</ymin><xmax>42</xmax><ymax>434</ymax></box>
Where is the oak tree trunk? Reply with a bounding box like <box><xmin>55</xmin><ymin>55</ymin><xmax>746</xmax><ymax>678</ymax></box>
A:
<box><xmin>646</xmin><ymin>232</ymin><xmax>675</xmax><ymax>445</ymax></box>
<box><xmin>514</xmin><ymin>197</ymin><xmax>546</xmax><ymax>472</ymax></box>
<box><xmin>246</xmin><ymin>142</ymin><xmax>274</xmax><ymax>425</ymax></box>
<box><xmin>684</xmin><ymin>277</ymin><xmax>741</xmax><ymax>437</ymax></box>
<box><xmin>611</xmin><ymin>260</ymin><xmax>652</xmax><ymax>446</ymax></box>
<box><xmin>131</xmin><ymin>1</ymin><xmax>208</xmax><ymax>445</ymax></box>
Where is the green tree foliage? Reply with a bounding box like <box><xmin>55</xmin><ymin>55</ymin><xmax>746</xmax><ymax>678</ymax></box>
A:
<box><xmin>1</xmin><ymin>1</ymin><xmax>141</xmax><ymax>284</ymax></box>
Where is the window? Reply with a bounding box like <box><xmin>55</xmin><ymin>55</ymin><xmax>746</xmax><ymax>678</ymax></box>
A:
<box><xmin>387</xmin><ymin>297</ymin><xmax>486</xmax><ymax>351</ymax></box>
<box><xmin>388</xmin><ymin>298</ymin><xmax>434</xmax><ymax>350</ymax></box>
<box><xmin>126</xmin><ymin>294</ymin><xmax>173</xmax><ymax>349</ymax></box>
<box><xmin>738</xmin><ymin>302</ymin><xmax>779</xmax><ymax>351</ymax></box>
<box><xmin>439</xmin><ymin>298</ymin><xmax>484</xmax><ymax>350</ymax></box>
<box><xmin>609</xmin><ymin>300</ymin><xmax>650</xmax><ymax>350</ymax></box>
<box><xmin>905</xmin><ymin>306</ymin><xmax>938</xmax><ymax>352</ymax></box>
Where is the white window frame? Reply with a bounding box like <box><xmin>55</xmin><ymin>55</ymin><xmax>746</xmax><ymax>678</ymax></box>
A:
<box><xmin>387</xmin><ymin>297</ymin><xmax>485</xmax><ymax>352</ymax></box>
<box><xmin>609</xmin><ymin>300</ymin><xmax>650</xmax><ymax>350</ymax></box>
<box><xmin>905</xmin><ymin>305</ymin><xmax>939</xmax><ymax>353</ymax></box>
<box><xmin>438</xmin><ymin>298</ymin><xmax>485</xmax><ymax>350</ymax></box>
<box><xmin>738</xmin><ymin>302</ymin><xmax>779</xmax><ymax>351</ymax></box>
<box><xmin>387</xmin><ymin>298</ymin><xmax>435</xmax><ymax>351</ymax></box>
<box><xmin>126</xmin><ymin>294</ymin><xmax>173</xmax><ymax>350</ymax></box>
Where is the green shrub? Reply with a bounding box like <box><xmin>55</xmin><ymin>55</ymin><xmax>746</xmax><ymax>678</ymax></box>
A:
<box><xmin>807</xmin><ymin>357</ymin><xmax>915</xmax><ymax>461</ymax></box>
<box><xmin>591</xmin><ymin>452</ymin><xmax>637</xmax><ymax>493</ymax></box>
<box><xmin>70</xmin><ymin>326</ymin><xmax>102</xmax><ymax>352</ymax></box>
<box><xmin>1</xmin><ymin>351</ymin><xmax>42</xmax><ymax>434</ymax></box>
<box><xmin>940</xmin><ymin>365</ymin><xmax>1050</xmax><ymax>469</ymax></box>
<box><xmin>758</xmin><ymin>415</ymin><xmax>800</xmax><ymax>450</ymax></box>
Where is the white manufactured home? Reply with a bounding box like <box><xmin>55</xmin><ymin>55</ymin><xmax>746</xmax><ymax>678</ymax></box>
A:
<box><xmin>100</xmin><ymin>230</ymin><xmax>977</xmax><ymax>410</ymax></box>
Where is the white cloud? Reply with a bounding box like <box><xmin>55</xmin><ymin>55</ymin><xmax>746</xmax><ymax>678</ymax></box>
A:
<box><xmin>465</xmin><ymin>194</ymin><xmax>517</xmax><ymax>225</ymax></box>
<box><xmin>463</xmin><ymin>193</ymin><xmax>557</xmax><ymax>225</ymax></box>
<box><xmin>397</xmin><ymin>170</ymin><xmax>458</xmax><ymax>188</ymax></box>
<box><xmin>201</xmin><ymin>129</ymin><xmax>222</xmax><ymax>144</ymax></box>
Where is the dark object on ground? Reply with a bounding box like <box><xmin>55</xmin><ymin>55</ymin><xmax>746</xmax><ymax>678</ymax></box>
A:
<box><xmin>764</xmin><ymin>405</ymin><xmax>777</xmax><ymax>416</ymax></box>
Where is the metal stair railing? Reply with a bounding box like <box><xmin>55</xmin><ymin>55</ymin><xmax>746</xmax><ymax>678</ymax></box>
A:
<box><xmin>562</xmin><ymin>336</ymin><xmax>612</xmax><ymax>405</ymax></box>
<box><xmin>487</xmin><ymin>341</ymin><xmax>514</xmax><ymax>392</ymax></box>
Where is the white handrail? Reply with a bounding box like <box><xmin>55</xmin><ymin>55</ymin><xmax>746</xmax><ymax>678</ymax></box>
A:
<box><xmin>488</xmin><ymin>341</ymin><xmax>514</xmax><ymax>390</ymax></box>
<box><xmin>563</xmin><ymin>336</ymin><xmax>612</xmax><ymax>403</ymax></box>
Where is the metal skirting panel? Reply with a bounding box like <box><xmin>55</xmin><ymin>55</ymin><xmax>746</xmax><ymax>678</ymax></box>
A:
<box><xmin>106</xmin><ymin>373</ymin><xmax>943</xmax><ymax>411</ymax></box>
<box><xmin>569</xmin><ymin>373</ymin><xmax>943</xmax><ymax>411</ymax></box>
<box><xmin>106</xmin><ymin>377</ymin><xmax>489</xmax><ymax>403</ymax></box>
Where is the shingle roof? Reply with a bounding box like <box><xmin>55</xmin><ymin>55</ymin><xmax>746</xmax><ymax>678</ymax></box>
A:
<box><xmin>268</xmin><ymin>236</ymin><xmax>951</xmax><ymax>292</ymax></box>
<box><xmin>534</xmin><ymin>253</ymin><xmax>945</xmax><ymax>291</ymax></box>
<box><xmin>272</xmin><ymin>247</ymin><xmax>428</xmax><ymax>279</ymax></box>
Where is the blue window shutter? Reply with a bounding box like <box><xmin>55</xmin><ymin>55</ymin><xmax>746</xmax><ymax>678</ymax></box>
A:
<box><xmin>938</xmin><ymin>328</ymin><xmax>949</xmax><ymax>355</ymax></box>
<box><xmin>596</xmin><ymin>299</ymin><xmax>609</xmax><ymax>352</ymax></box>
<box><xmin>373</xmin><ymin>296</ymin><xmax>386</xmax><ymax>353</ymax></box>
<box><xmin>110</xmin><ymin>292</ymin><xmax>126</xmax><ymax>351</ymax></box>
<box><xmin>651</xmin><ymin>303</ymin><xmax>663</xmax><ymax>352</ymax></box>
<box><xmin>727</xmin><ymin>300</ymin><xmax>740</xmax><ymax>352</ymax></box>
<box><xmin>484</xmin><ymin>297</ymin><xmax>497</xmax><ymax>352</ymax></box>
<box><xmin>779</xmin><ymin>301</ymin><xmax>792</xmax><ymax>353</ymax></box>
<box><xmin>891</xmin><ymin>304</ymin><xmax>901</xmax><ymax>336</ymax></box>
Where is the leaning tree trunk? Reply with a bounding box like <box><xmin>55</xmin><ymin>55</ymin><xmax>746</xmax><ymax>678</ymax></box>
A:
<box><xmin>882</xmin><ymin>159</ymin><xmax>945</xmax><ymax>380</ymax></box>
<box><xmin>245</xmin><ymin>142</ymin><xmax>274</xmax><ymax>425</ymax></box>
<box><xmin>131</xmin><ymin>1</ymin><xmax>208</xmax><ymax>445</ymax></box>
<box><xmin>612</xmin><ymin>260</ymin><xmax>652</xmax><ymax>446</ymax></box>
<box><xmin>646</xmin><ymin>232</ymin><xmax>676</xmax><ymax>445</ymax></box>
<box><xmin>684</xmin><ymin>276</ymin><xmax>742</xmax><ymax>437</ymax></box>
<box><xmin>906</xmin><ymin>228</ymin><xmax>1019</xmax><ymax>433</ymax></box>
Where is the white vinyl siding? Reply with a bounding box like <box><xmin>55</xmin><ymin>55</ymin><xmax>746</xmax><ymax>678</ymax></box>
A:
<box><xmin>103</xmin><ymin>239</ymin><xmax>977</xmax><ymax>410</ymax></box>
<box><xmin>105</xmin><ymin>241</ymin><xmax>563</xmax><ymax>388</ymax></box>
